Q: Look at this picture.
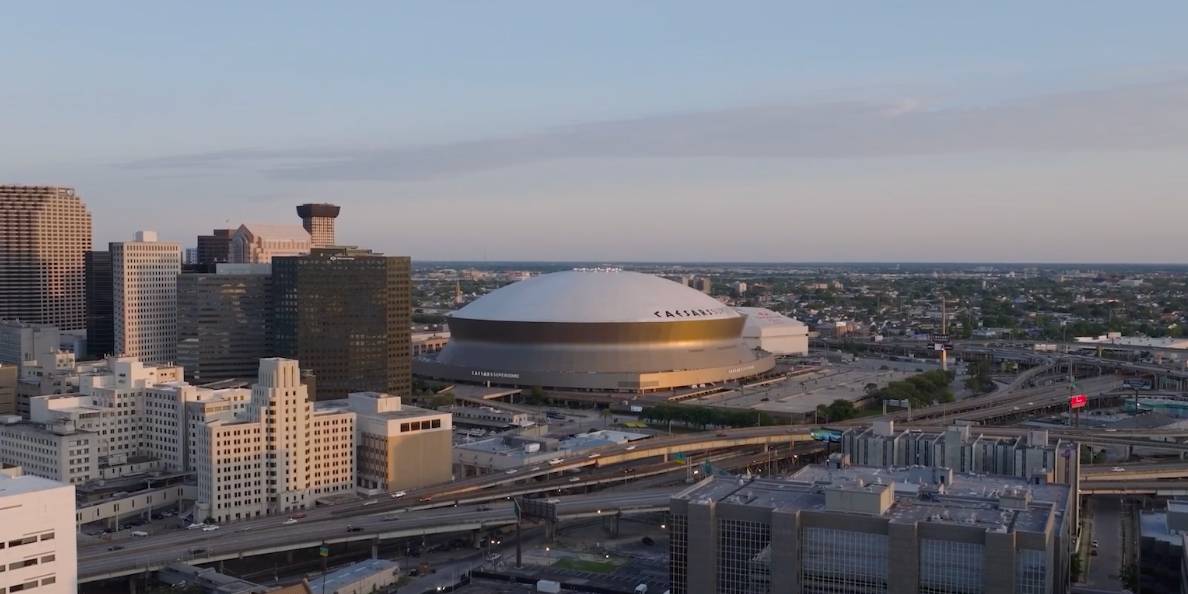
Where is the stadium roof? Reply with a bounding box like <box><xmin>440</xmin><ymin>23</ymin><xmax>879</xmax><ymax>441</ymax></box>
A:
<box><xmin>452</xmin><ymin>269</ymin><xmax>738</xmax><ymax>324</ymax></box>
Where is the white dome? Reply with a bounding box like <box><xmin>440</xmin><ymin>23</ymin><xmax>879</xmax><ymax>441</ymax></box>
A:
<box><xmin>452</xmin><ymin>270</ymin><xmax>738</xmax><ymax>324</ymax></box>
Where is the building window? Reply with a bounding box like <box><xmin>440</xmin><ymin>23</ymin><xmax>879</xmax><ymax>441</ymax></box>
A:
<box><xmin>718</xmin><ymin>518</ymin><xmax>771</xmax><ymax>594</ymax></box>
<box><xmin>920</xmin><ymin>538</ymin><xmax>983</xmax><ymax>594</ymax></box>
<box><xmin>801</xmin><ymin>526</ymin><xmax>888</xmax><ymax>594</ymax></box>
<box><xmin>1015</xmin><ymin>548</ymin><xmax>1046</xmax><ymax>594</ymax></box>
<box><xmin>669</xmin><ymin>514</ymin><xmax>688</xmax><ymax>594</ymax></box>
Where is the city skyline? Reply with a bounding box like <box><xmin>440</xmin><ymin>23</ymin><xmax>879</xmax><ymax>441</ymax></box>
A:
<box><xmin>4</xmin><ymin>2</ymin><xmax>1188</xmax><ymax>262</ymax></box>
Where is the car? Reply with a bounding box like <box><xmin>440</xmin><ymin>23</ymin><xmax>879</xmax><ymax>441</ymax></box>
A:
<box><xmin>505</xmin><ymin>469</ymin><xmax>518</xmax><ymax>475</ymax></box>
<box><xmin>290</xmin><ymin>512</ymin><xmax>307</xmax><ymax>519</ymax></box>
<box><xmin>362</xmin><ymin>499</ymin><xmax>378</xmax><ymax>506</ymax></box>
<box><xmin>531</xmin><ymin>466</ymin><xmax>542</xmax><ymax>471</ymax></box>
<box><xmin>418</xmin><ymin>496</ymin><xmax>433</xmax><ymax>503</ymax></box>
<box><xmin>548</xmin><ymin>458</ymin><xmax>564</xmax><ymax>465</ymax></box>
<box><xmin>202</xmin><ymin>525</ymin><xmax>220</xmax><ymax>532</ymax></box>
<box><xmin>1092</xmin><ymin>539</ymin><xmax>1100</xmax><ymax>547</ymax></box>
<box><xmin>625</xmin><ymin>445</ymin><xmax>636</xmax><ymax>451</ymax></box>
<box><xmin>588</xmin><ymin>453</ymin><xmax>601</xmax><ymax>459</ymax></box>
<box><xmin>283</xmin><ymin>518</ymin><xmax>299</xmax><ymax>525</ymax></box>
<box><xmin>391</xmin><ymin>491</ymin><xmax>407</xmax><ymax>498</ymax></box>
<box><xmin>346</xmin><ymin>526</ymin><xmax>363</xmax><ymax>533</ymax></box>
<box><xmin>1091</xmin><ymin>549</ymin><xmax>1098</xmax><ymax>556</ymax></box>
<box><xmin>1111</xmin><ymin>467</ymin><xmax>1126</xmax><ymax>472</ymax></box>
<box><xmin>107</xmin><ymin>545</ymin><xmax>124</xmax><ymax>552</ymax></box>
<box><xmin>190</xmin><ymin>548</ymin><xmax>207</xmax><ymax>556</ymax></box>
<box><xmin>641</xmin><ymin>536</ymin><xmax>655</xmax><ymax>546</ymax></box>
<box><xmin>569</xmin><ymin>477</ymin><xmax>582</xmax><ymax>483</ymax></box>
<box><xmin>186</xmin><ymin>523</ymin><xmax>205</xmax><ymax>530</ymax></box>
<box><xmin>1105</xmin><ymin>428</ymin><xmax>1118</xmax><ymax>432</ymax></box>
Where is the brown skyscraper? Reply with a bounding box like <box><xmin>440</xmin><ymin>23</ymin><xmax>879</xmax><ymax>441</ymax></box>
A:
<box><xmin>272</xmin><ymin>247</ymin><xmax>410</xmax><ymax>400</ymax></box>
<box><xmin>0</xmin><ymin>186</ymin><xmax>92</xmax><ymax>329</ymax></box>
<box><xmin>295</xmin><ymin>203</ymin><xmax>340</xmax><ymax>248</ymax></box>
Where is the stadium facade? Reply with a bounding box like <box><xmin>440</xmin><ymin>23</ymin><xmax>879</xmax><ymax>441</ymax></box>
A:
<box><xmin>414</xmin><ymin>269</ymin><xmax>775</xmax><ymax>392</ymax></box>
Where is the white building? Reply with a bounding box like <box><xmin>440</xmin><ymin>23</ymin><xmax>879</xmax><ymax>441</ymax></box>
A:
<box><xmin>229</xmin><ymin>224</ymin><xmax>311</xmax><ymax>264</ymax></box>
<box><xmin>735</xmin><ymin>307</ymin><xmax>809</xmax><ymax>355</ymax></box>
<box><xmin>112</xmin><ymin>231</ymin><xmax>182</xmax><ymax>364</ymax></box>
<box><xmin>0</xmin><ymin>466</ymin><xmax>76</xmax><ymax>594</ymax></box>
<box><xmin>194</xmin><ymin>359</ymin><xmax>355</xmax><ymax>523</ymax></box>
<box><xmin>0</xmin><ymin>416</ymin><xmax>99</xmax><ymax>485</ymax></box>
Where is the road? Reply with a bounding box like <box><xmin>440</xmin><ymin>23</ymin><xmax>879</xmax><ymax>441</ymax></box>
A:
<box><xmin>1085</xmin><ymin>497</ymin><xmax>1123</xmax><ymax>591</ymax></box>
<box><xmin>80</xmin><ymin>504</ymin><xmax>517</xmax><ymax>580</ymax></box>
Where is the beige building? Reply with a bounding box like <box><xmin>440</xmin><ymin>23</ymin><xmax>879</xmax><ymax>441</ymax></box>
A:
<box><xmin>341</xmin><ymin>392</ymin><xmax>452</xmax><ymax>494</ymax></box>
<box><xmin>111</xmin><ymin>231</ymin><xmax>182</xmax><ymax>364</ymax></box>
<box><xmin>0</xmin><ymin>417</ymin><xmax>100</xmax><ymax>485</ymax></box>
<box><xmin>194</xmin><ymin>359</ymin><xmax>355</xmax><ymax>523</ymax></box>
<box><xmin>0</xmin><ymin>467</ymin><xmax>76</xmax><ymax>594</ymax></box>
<box><xmin>0</xmin><ymin>185</ymin><xmax>92</xmax><ymax>331</ymax></box>
<box><xmin>0</xmin><ymin>364</ymin><xmax>15</xmax><ymax>415</ymax></box>
<box><xmin>229</xmin><ymin>223</ymin><xmax>311</xmax><ymax>264</ymax></box>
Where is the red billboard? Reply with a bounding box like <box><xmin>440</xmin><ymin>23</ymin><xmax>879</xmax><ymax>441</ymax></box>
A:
<box><xmin>1069</xmin><ymin>394</ymin><xmax>1087</xmax><ymax>409</ymax></box>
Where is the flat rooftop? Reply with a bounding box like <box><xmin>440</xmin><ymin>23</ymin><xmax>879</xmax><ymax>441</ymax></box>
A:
<box><xmin>317</xmin><ymin>558</ymin><xmax>399</xmax><ymax>592</ymax></box>
<box><xmin>677</xmin><ymin>464</ymin><xmax>1069</xmax><ymax>535</ymax></box>
<box><xmin>0</xmin><ymin>471</ymin><xmax>71</xmax><ymax>497</ymax></box>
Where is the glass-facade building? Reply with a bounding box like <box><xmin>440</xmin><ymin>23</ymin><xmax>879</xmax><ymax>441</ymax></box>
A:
<box><xmin>177</xmin><ymin>266</ymin><xmax>272</xmax><ymax>382</ymax></box>
<box><xmin>271</xmin><ymin>247</ymin><xmax>411</xmax><ymax>401</ymax></box>
<box><xmin>671</xmin><ymin>465</ymin><xmax>1074</xmax><ymax>594</ymax></box>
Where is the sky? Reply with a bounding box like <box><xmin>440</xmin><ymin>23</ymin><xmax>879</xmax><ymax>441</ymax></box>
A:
<box><xmin>3</xmin><ymin>2</ymin><xmax>1188</xmax><ymax>262</ymax></box>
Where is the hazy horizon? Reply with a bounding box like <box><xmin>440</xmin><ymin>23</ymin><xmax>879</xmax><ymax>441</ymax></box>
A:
<box><xmin>4</xmin><ymin>2</ymin><xmax>1188</xmax><ymax>262</ymax></box>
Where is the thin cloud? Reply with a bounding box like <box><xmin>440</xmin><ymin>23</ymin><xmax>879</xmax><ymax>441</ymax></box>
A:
<box><xmin>117</xmin><ymin>79</ymin><xmax>1188</xmax><ymax>181</ymax></box>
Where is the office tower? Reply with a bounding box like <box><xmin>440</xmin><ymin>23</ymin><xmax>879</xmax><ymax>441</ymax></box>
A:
<box><xmin>196</xmin><ymin>228</ymin><xmax>234</xmax><ymax>270</ymax></box>
<box><xmin>347</xmin><ymin>391</ymin><xmax>452</xmax><ymax>493</ymax></box>
<box><xmin>0</xmin><ymin>467</ymin><xmax>76</xmax><ymax>594</ymax></box>
<box><xmin>177</xmin><ymin>264</ymin><xmax>272</xmax><ymax>383</ymax></box>
<box><xmin>111</xmin><ymin>231</ymin><xmax>182</xmax><ymax>364</ymax></box>
<box><xmin>229</xmin><ymin>223</ymin><xmax>310</xmax><ymax>264</ymax></box>
<box><xmin>296</xmin><ymin>203</ymin><xmax>341</xmax><ymax>248</ymax></box>
<box><xmin>84</xmin><ymin>250</ymin><xmax>113</xmax><ymax>358</ymax></box>
<box><xmin>0</xmin><ymin>320</ymin><xmax>60</xmax><ymax>368</ymax></box>
<box><xmin>670</xmin><ymin>464</ymin><xmax>1074</xmax><ymax>594</ymax></box>
<box><xmin>0</xmin><ymin>186</ymin><xmax>92</xmax><ymax>330</ymax></box>
<box><xmin>0</xmin><ymin>364</ymin><xmax>15</xmax><ymax>415</ymax></box>
<box><xmin>272</xmin><ymin>247</ymin><xmax>411</xmax><ymax>400</ymax></box>
<box><xmin>193</xmin><ymin>358</ymin><xmax>355</xmax><ymax>523</ymax></box>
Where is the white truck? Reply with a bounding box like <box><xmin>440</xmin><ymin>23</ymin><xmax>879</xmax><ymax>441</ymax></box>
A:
<box><xmin>536</xmin><ymin>579</ymin><xmax>561</xmax><ymax>593</ymax></box>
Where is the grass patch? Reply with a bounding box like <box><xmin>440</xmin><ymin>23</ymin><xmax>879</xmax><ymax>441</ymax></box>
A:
<box><xmin>553</xmin><ymin>557</ymin><xmax>619</xmax><ymax>573</ymax></box>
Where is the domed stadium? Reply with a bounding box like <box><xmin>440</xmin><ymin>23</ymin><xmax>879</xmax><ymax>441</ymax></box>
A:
<box><xmin>413</xmin><ymin>269</ymin><xmax>775</xmax><ymax>392</ymax></box>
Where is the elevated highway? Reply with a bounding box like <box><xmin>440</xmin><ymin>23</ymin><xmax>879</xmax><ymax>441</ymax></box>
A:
<box><xmin>79</xmin><ymin>489</ymin><xmax>678</xmax><ymax>583</ymax></box>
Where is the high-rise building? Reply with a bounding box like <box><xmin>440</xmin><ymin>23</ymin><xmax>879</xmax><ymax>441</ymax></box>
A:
<box><xmin>296</xmin><ymin>203</ymin><xmax>341</xmax><ymax>248</ymax></box>
<box><xmin>0</xmin><ymin>320</ymin><xmax>61</xmax><ymax>369</ymax></box>
<box><xmin>0</xmin><ymin>185</ymin><xmax>92</xmax><ymax>330</ymax></box>
<box><xmin>196</xmin><ymin>228</ymin><xmax>234</xmax><ymax>270</ymax></box>
<box><xmin>84</xmin><ymin>250</ymin><xmax>114</xmax><ymax>358</ymax></box>
<box><xmin>111</xmin><ymin>231</ymin><xmax>182</xmax><ymax>364</ymax></box>
<box><xmin>229</xmin><ymin>224</ymin><xmax>310</xmax><ymax>264</ymax></box>
<box><xmin>194</xmin><ymin>358</ymin><xmax>355</xmax><ymax>523</ymax></box>
<box><xmin>177</xmin><ymin>264</ymin><xmax>272</xmax><ymax>383</ymax></box>
<box><xmin>272</xmin><ymin>247</ymin><xmax>411</xmax><ymax>400</ymax></box>
<box><xmin>670</xmin><ymin>463</ymin><xmax>1075</xmax><ymax>594</ymax></box>
<box><xmin>0</xmin><ymin>466</ymin><xmax>76</xmax><ymax>594</ymax></box>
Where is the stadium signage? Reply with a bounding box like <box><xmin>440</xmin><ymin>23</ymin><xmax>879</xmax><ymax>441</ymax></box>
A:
<box><xmin>472</xmin><ymin>370</ymin><xmax>521</xmax><ymax>380</ymax></box>
<box><xmin>1069</xmin><ymin>394</ymin><xmax>1087</xmax><ymax>409</ymax></box>
<box><xmin>653</xmin><ymin>307</ymin><xmax>729</xmax><ymax>319</ymax></box>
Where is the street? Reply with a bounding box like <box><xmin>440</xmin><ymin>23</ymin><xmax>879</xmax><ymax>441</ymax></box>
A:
<box><xmin>1086</xmin><ymin>497</ymin><xmax>1124</xmax><ymax>591</ymax></box>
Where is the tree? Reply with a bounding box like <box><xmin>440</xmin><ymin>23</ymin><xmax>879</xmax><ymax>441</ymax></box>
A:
<box><xmin>815</xmin><ymin>404</ymin><xmax>831</xmax><ymax>423</ymax></box>
<box><xmin>826</xmin><ymin>399</ymin><xmax>857</xmax><ymax>421</ymax></box>
<box><xmin>965</xmin><ymin>360</ymin><xmax>995</xmax><ymax>395</ymax></box>
<box><xmin>863</xmin><ymin>383</ymin><xmax>879</xmax><ymax>396</ymax></box>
